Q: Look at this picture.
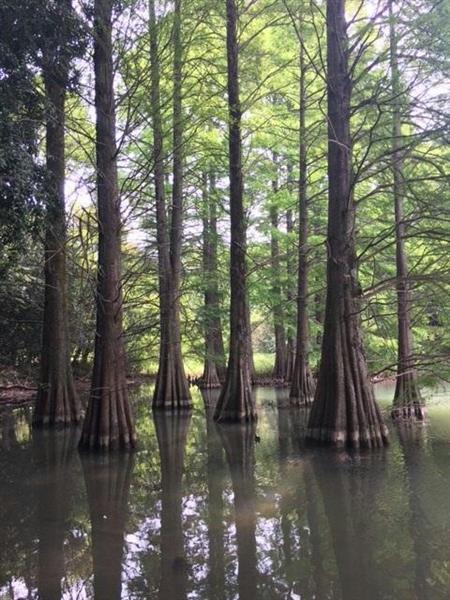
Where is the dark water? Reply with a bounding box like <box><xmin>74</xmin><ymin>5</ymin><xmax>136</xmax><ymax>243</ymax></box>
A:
<box><xmin>1</xmin><ymin>385</ymin><xmax>450</xmax><ymax>600</ymax></box>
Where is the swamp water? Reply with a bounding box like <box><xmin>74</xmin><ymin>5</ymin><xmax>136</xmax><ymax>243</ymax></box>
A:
<box><xmin>1</xmin><ymin>384</ymin><xmax>450</xmax><ymax>599</ymax></box>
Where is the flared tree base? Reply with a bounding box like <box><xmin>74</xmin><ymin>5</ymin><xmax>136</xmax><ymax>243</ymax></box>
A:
<box><xmin>34</xmin><ymin>369</ymin><xmax>82</xmax><ymax>428</ymax></box>
<box><xmin>289</xmin><ymin>364</ymin><xmax>315</xmax><ymax>407</ymax></box>
<box><xmin>391</xmin><ymin>372</ymin><xmax>425</xmax><ymax>420</ymax></box>
<box><xmin>79</xmin><ymin>379</ymin><xmax>136</xmax><ymax>451</ymax></box>
<box><xmin>214</xmin><ymin>368</ymin><xmax>256</xmax><ymax>423</ymax></box>
<box><xmin>307</xmin><ymin>315</ymin><xmax>389</xmax><ymax>449</ymax></box>
<box><xmin>306</xmin><ymin>425</ymin><xmax>389</xmax><ymax>448</ymax></box>
<box><xmin>199</xmin><ymin>362</ymin><xmax>222</xmax><ymax>389</ymax></box>
<box><xmin>153</xmin><ymin>350</ymin><xmax>192</xmax><ymax>411</ymax></box>
<box><xmin>198</xmin><ymin>380</ymin><xmax>222</xmax><ymax>389</ymax></box>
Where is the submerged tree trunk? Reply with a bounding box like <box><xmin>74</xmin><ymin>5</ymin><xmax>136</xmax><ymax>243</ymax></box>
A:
<box><xmin>150</xmin><ymin>0</ymin><xmax>191</xmax><ymax>411</ymax></box>
<box><xmin>79</xmin><ymin>0</ymin><xmax>136</xmax><ymax>450</ymax></box>
<box><xmin>34</xmin><ymin>31</ymin><xmax>81</xmax><ymax>427</ymax></box>
<box><xmin>389</xmin><ymin>0</ymin><xmax>423</xmax><ymax>419</ymax></box>
<box><xmin>214</xmin><ymin>0</ymin><xmax>256</xmax><ymax>422</ymax></box>
<box><xmin>290</xmin><ymin>41</ymin><xmax>314</xmax><ymax>405</ymax></box>
<box><xmin>270</xmin><ymin>153</ymin><xmax>287</xmax><ymax>380</ymax></box>
<box><xmin>201</xmin><ymin>172</ymin><xmax>226</xmax><ymax>387</ymax></box>
<box><xmin>306</xmin><ymin>0</ymin><xmax>388</xmax><ymax>447</ymax></box>
<box><xmin>154</xmin><ymin>413</ymin><xmax>191</xmax><ymax>600</ymax></box>
<box><xmin>82</xmin><ymin>452</ymin><xmax>134</xmax><ymax>600</ymax></box>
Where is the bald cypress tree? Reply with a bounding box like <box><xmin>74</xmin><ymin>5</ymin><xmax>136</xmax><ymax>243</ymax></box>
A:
<box><xmin>214</xmin><ymin>0</ymin><xmax>256</xmax><ymax>423</ymax></box>
<box><xmin>306</xmin><ymin>0</ymin><xmax>388</xmax><ymax>447</ymax></box>
<box><xmin>389</xmin><ymin>0</ymin><xmax>424</xmax><ymax>420</ymax></box>
<box><xmin>201</xmin><ymin>172</ymin><xmax>226</xmax><ymax>387</ymax></box>
<box><xmin>290</xmin><ymin>38</ymin><xmax>314</xmax><ymax>406</ymax></box>
<box><xmin>270</xmin><ymin>153</ymin><xmax>287</xmax><ymax>381</ymax></box>
<box><xmin>34</xmin><ymin>0</ymin><xmax>81</xmax><ymax>427</ymax></box>
<box><xmin>79</xmin><ymin>0</ymin><xmax>136</xmax><ymax>450</ymax></box>
<box><xmin>149</xmin><ymin>0</ymin><xmax>191</xmax><ymax>411</ymax></box>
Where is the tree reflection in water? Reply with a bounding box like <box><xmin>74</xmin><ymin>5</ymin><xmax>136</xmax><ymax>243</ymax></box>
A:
<box><xmin>397</xmin><ymin>423</ymin><xmax>432</xmax><ymax>599</ymax></box>
<box><xmin>277</xmin><ymin>404</ymin><xmax>330</xmax><ymax>598</ymax></box>
<box><xmin>1</xmin><ymin>408</ymin><xmax>18</xmax><ymax>451</ymax></box>
<box><xmin>34</xmin><ymin>428</ymin><xmax>79</xmax><ymax>600</ymax></box>
<box><xmin>154</xmin><ymin>413</ymin><xmax>191</xmax><ymax>600</ymax></box>
<box><xmin>81</xmin><ymin>450</ymin><xmax>134</xmax><ymax>600</ymax></box>
<box><xmin>217</xmin><ymin>422</ymin><xmax>257</xmax><ymax>600</ymax></box>
<box><xmin>2</xmin><ymin>387</ymin><xmax>450</xmax><ymax>599</ymax></box>
<box><xmin>311</xmin><ymin>448</ymin><xmax>387</xmax><ymax>600</ymax></box>
<box><xmin>203</xmin><ymin>402</ymin><xmax>225</xmax><ymax>600</ymax></box>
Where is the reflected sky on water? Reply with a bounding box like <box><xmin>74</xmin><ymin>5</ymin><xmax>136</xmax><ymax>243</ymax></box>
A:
<box><xmin>1</xmin><ymin>384</ymin><xmax>450</xmax><ymax>599</ymax></box>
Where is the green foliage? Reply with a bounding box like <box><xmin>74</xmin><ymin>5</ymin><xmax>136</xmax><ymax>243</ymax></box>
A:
<box><xmin>1</xmin><ymin>0</ymin><xmax>449</xmax><ymax>385</ymax></box>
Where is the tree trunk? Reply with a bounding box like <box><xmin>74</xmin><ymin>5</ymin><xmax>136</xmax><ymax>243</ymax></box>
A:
<box><xmin>201</xmin><ymin>172</ymin><xmax>226</xmax><ymax>387</ymax></box>
<box><xmin>218</xmin><ymin>423</ymin><xmax>257</xmax><ymax>599</ymax></box>
<box><xmin>209</xmin><ymin>174</ymin><xmax>227</xmax><ymax>381</ymax></box>
<box><xmin>79</xmin><ymin>0</ymin><xmax>136</xmax><ymax>450</ymax></box>
<box><xmin>154</xmin><ymin>413</ymin><xmax>191</xmax><ymax>600</ymax></box>
<box><xmin>306</xmin><ymin>0</ymin><xmax>388</xmax><ymax>447</ymax></box>
<box><xmin>214</xmin><ymin>0</ymin><xmax>256</xmax><ymax>422</ymax></box>
<box><xmin>389</xmin><ymin>0</ymin><xmax>424</xmax><ymax>419</ymax></box>
<box><xmin>246</xmin><ymin>294</ymin><xmax>257</xmax><ymax>382</ymax></box>
<box><xmin>149</xmin><ymin>0</ymin><xmax>191</xmax><ymax>411</ymax></box>
<box><xmin>290</xmin><ymin>40</ymin><xmax>314</xmax><ymax>405</ymax></box>
<box><xmin>285</xmin><ymin>203</ymin><xmax>296</xmax><ymax>382</ymax></box>
<box><xmin>81</xmin><ymin>452</ymin><xmax>134</xmax><ymax>600</ymax></box>
<box><xmin>270</xmin><ymin>152</ymin><xmax>287</xmax><ymax>381</ymax></box>
<box><xmin>34</xmin><ymin>28</ymin><xmax>81</xmax><ymax>427</ymax></box>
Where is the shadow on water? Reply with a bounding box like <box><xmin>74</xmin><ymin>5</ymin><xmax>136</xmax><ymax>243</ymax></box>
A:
<box><xmin>1</xmin><ymin>384</ymin><xmax>450</xmax><ymax>598</ymax></box>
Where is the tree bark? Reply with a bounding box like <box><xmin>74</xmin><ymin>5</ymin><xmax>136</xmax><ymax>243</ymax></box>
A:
<box><xmin>285</xmin><ymin>215</ymin><xmax>295</xmax><ymax>381</ymax></box>
<box><xmin>149</xmin><ymin>0</ymin><xmax>191</xmax><ymax>411</ymax></box>
<box><xmin>306</xmin><ymin>0</ymin><xmax>388</xmax><ymax>447</ymax></box>
<box><xmin>201</xmin><ymin>172</ymin><xmax>226</xmax><ymax>387</ymax></box>
<box><xmin>270</xmin><ymin>152</ymin><xmax>287</xmax><ymax>380</ymax></box>
<box><xmin>290</xmin><ymin>40</ymin><xmax>314</xmax><ymax>405</ymax></box>
<box><xmin>214</xmin><ymin>0</ymin><xmax>256</xmax><ymax>422</ymax></box>
<box><xmin>34</xmin><ymin>20</ymin><xmax>81</xmax><ymax>427</ymax></box>
<box><xmin>79</xmin><ymin>0</ymin><xmax>136</xmax><ymax>450</ymax></box>
<box><xmin>285</xmin><ymin>202</ymin><xmax>296</xmax><ymax>383</ymax></box>
<box><xmin>389</xmin><ymin>0</ymin><xmax>424</xmax><ymax>419</ymax></box>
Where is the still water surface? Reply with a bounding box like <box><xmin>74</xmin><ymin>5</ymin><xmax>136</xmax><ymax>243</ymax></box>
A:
<box><xmin>1</xmin><ymin>384</ymin><xmax>450</xmax><ymax>599</ymax></box>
